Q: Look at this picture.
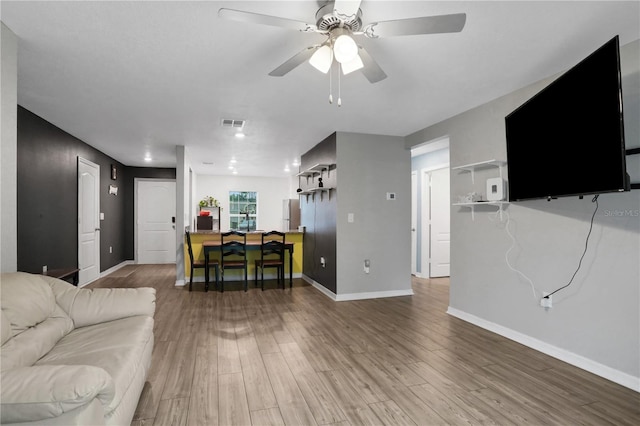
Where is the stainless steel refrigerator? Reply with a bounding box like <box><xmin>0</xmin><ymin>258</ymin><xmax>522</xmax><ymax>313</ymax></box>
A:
<box><xmin>282</xmin><ymin>199</ymin><xmax>300</xmax><ymax>231</ymax></box>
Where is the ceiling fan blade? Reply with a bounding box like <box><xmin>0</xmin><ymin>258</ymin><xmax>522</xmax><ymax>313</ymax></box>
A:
<box><xmin>269</xmin><ymin>46</ymin><xmax>319</xmax><ymax>77</ymax></box>
<box><xmin>357</xmin><ymin>47</ymin><xmax>387</xmax><ymax>83</ymax></box>
<box><xmin>218</xmin><ymin>8</ymin><xmax>315</xmax><ymax>32</ymax></box>
<box><xmin>364</xmin><ymin>13</ymin><xmax>467</xmax><ymax>38</ymax></box>
<box><xmin>333</xmin><ymin>0</ymin><xmax>362</xmax><ymax>20</ymax></box>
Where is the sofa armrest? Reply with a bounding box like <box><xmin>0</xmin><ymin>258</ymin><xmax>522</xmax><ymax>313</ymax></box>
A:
<box><xmin>0</xmin><ymin>365</ymin><xmax>114</xmax><ymax>423</ymax></box>
<box><xmin>46</xmin><ymin>277</ymin><xmax>156</xmax><ymax>328</ymax></box>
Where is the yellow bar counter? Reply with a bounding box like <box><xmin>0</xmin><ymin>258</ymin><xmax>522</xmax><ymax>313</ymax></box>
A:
<box><xmin>184</xmin><ymin>230</ymin><xmax>303</xmax><ymax>282</ymax></box>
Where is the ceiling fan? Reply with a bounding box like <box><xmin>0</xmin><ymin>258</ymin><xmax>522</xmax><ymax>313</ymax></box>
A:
<box><xmin>218</xmin><ymin>0</ymin><xmax>466</xmax><ymax>84</ymax></box>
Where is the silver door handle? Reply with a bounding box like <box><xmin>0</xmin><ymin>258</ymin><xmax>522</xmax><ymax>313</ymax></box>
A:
<box><xmin>95</xmin><ymin>228</ymin><xmax>101</xmax><ymax>231</ymax></box>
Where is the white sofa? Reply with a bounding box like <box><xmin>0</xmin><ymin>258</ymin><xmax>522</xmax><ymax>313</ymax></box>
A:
<box><xmin>0</xmin><ymin>272</ymin><xmax>155</xmax><ymax>425</ymax></box>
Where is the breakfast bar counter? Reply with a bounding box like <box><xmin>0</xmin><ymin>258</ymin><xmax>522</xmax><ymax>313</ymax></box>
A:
<box><xmin>184</xmin><ymin>230</ymin><xmax>303</xmax><ymax>284</ymax></box>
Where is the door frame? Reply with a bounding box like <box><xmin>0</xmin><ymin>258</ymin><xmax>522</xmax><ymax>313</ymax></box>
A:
<box><xmin>411</xmin><ymin>171</ymin><xmax>418</xmax><ymax>275</ymax></box>
<box><xmin>134</xmin><ymin>178</ymin><xmax>177</xmax><ymax>263</ymax></box>
<box><xmin>77</xmin><ymin>157</ymin><xmax>100</xmax><ymax>286</ymax></box>
<box><xmin>419</xmin><ymin>163</ymin><xmax>450</xmax><ymax>278</ymax></box>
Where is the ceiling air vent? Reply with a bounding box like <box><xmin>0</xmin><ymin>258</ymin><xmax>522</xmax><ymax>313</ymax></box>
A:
<box><xmin>221</xmin><ymin>119</ymin><xmax>245</xmax><ymax>128</ymax></box>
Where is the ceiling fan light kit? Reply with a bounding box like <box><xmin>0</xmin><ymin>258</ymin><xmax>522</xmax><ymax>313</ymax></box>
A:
<box><xmin>333</xmin><ymin>32</ymin><xmax>359</xmax><ymax>64</ymax></box>
<box><xmin>309</xmin><ymin>45</ymin><xmax>333</xmax><ymax>73</ymax></box>
<box><xmin>219</xmin><ymin>0</ymin><xmax>466</xmax><ymax>102</ymax></box>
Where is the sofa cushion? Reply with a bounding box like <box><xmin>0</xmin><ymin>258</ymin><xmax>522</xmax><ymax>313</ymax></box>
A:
<box><xmin>36</xmin><ymin>315</ymin><xmax>154</xmax><ymax>416</ymax></box>
<box><xmin>1</xmin><ymin>272</ymin><xmax>67</xmax><ymax>334</ymax></box>
<box><xmin>1</xmin><ymin>310</ymin><xmax>12</xmax><ymax>346</ymax></box>
<box><xmin>1</xmin><ymin>273</ymin><xmax>74</xmax><ymax>371</ymax></box>
<box><xmin>0</xmin><ymin>364</ymin><xmax>114</xmax><ymax>423</ymax></box>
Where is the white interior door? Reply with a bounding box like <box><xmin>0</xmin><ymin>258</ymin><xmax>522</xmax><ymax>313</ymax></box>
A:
<box><xmin>411</xmin><ymin>171</ymin><xmax>418</xmax><ymax>275</ymax></box>
<box><xmin>78</xmin><ymin>157</ymin><xmax>100</xmax><ymax>285</ymax></box>
<box><xmin>430</xmin><ymin>168</ymin><xmax>450</xmax><ymax>277</ymax></box>
<box><xmin>136</xmin><ymin>180</ymin><xmax>176</xmax><ymax>264</ymax></box>
<box><xmin>420</xmin><ymin>170</ymin><xmax>431</xmax><ymax>277</ymax></box>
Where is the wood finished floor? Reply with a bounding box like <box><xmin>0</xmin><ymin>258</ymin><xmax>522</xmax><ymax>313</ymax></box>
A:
<box><xmin>88</xmin><ymin>264</ymin><xmax>639</xmax><ymax>425</ymax></box>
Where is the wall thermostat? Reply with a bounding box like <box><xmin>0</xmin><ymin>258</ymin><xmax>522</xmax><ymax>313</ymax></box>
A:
<box><xmin>486</xmin><ymin>178</ymin><xmax>505</xmax><ymax>201</ymax></box>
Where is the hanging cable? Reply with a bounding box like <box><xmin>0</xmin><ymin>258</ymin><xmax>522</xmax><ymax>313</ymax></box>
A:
<box><xmin>544</xmin><ymin>194</ymin><xmax>600</xmax><ymax>300</ymax></box>
<box><xmin>504</xmin><ymin>209</ymin><xmax>538</xmax><ymax>300</ymax></box>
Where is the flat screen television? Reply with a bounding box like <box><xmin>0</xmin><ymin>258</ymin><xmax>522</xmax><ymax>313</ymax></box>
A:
<box><xmin>505</xmin><ymin>35</ymin><xmax>629</xmax><ymax>202</ymax></box>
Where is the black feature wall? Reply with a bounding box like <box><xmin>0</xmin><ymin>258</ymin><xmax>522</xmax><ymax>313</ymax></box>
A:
<box><xmin>300</xmin><ymin>133</ymin><xmax>337</xmax><ymax>293</ymax></box>
<box><xmin>17</xmin><ymin>106</ymin><xmax>176</xmax><ymax>273</ymax></box>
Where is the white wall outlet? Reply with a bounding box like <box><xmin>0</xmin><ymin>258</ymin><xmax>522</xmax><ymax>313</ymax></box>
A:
<box><xmin>42</xmin><ymin>265</ymin><xmax>47</xmax><ymax>273</ymax></box>
<box><xmin>320</xmin><ymin>257</ymin><xmax>326</xmax><ymax>268</ymax></box>
<box><xmin>100</xmin><ymin>212</ymin><xmax>105</xmax><ymax>220</ymax></box>
<box><xmin>364</xmin><ymin>259</ymin><xmax>370</xmax><ymax>274</ymax></box>
<box><xmin>541</xmin><ymin>292</ymin><xmax>552</xmax><ymax>309</ymax></box>
<box><xmin>109</xmin><ymin>246</ymin><xmax>113</xmax><ymax>254</ymax></box>
<box><xmin>347</xmin><ymin>213</ymin><xmax>354</xmax><ymax>223</ymax></box>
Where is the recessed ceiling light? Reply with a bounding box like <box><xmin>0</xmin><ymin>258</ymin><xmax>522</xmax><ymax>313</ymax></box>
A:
<box><xmin>235</xmin><ymin>132</ymin><xmax>245</xmax><ymax>138</ymax></box>
<box><xmin>292</xmin><ymin>160</ymin><xmax>300</xmax><ymax>166</ymax></box>
<box><xmin>144</xmin><ymin>156</ymin><xmax>152</xmax><ymax>162</ymax></box>
<box><xmin>228</xmin><ymin>165</ymin><xmax>234</xmax><ymax>170</ymax></box>
<box><xmin>230</xmin><ymin>158</ymin><xmax>237</xmax><ymax>164</ymax></box>
<box><xmin>284</xmin><ymin>166</ymin><xmax>290</xmax><ymax>172</ymax></box>
<box><xmin>232</xmin><ymin>169</ymin><xmax>238</xmax><ymax>175</ymax></box>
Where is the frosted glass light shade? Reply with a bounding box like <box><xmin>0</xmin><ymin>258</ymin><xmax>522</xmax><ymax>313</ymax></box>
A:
<box><xmin>341</xmin><ymin>54</ymin><xmax>364</xmax><ymax>75</ymax></box>
<box><xmin>333</xmin><ymin>34</ymin><xmax>358</xmax><ymax>64</ymax></box>
<box><xmin>309</xmin><ymin>45</ymin><xmax>333</xmax><ymax>73</ymax></box>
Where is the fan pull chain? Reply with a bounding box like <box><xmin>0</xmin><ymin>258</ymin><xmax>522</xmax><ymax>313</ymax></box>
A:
<box><xmin>338</xmin><ymin>64</ymin><xmax>342</xmax><ymax>107</ymax></box>
<box><xmin>329</xmin><ymin>58</ymin><xmax>333</xmax><ymax>104</ymax></box>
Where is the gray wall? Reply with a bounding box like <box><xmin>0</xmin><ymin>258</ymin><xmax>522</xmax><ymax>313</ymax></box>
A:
<box><xmin>336</xmin><ymin>132</ymin><xmax>412</xmax><ymax>297</ymax></box>
<box><xmin>406</xmin><ymin>39</ymin><xmax>640</xmax><ymax>385</ymax></box>
<box><xmin>1</xmin><ymin>23</ymin><xmax>18</xmax><ymax>272</ymax></box>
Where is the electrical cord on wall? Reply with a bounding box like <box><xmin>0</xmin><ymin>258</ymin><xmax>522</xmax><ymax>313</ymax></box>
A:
<box><xmin>544</xmin><ymin>194</ymin><xmax>600</xmax><ymax>300</ymax></box>
<box><xmin>503</xmin><ymin>209</ymin><xmax>539</xmax><ymax>300</ymax></box>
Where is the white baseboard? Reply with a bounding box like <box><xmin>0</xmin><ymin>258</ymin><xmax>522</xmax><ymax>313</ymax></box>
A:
<box><xmin>302</xmin><ymin>275</ymin><xmax>337</xmax><ymax>300</ymax></box>
<box><xmin>302</xmin><ymin>275</ymin><xmax>414</xmax><ymax>302</ymax></box>
<box><xmin>175</xmin><ymin>279</ymin><xmax>185</xmax><ymax>287</ymax></box>
<box><xmin>336</xmin><ymin>289</ymin><xmax>414</xmax><ymax>301</ymax></box>
<box><xmin>447</xmin><ymin>307</ymin><xmax>640</xmax><ymax>393</ymax></box>
<box><xmin>100</xmin><ymin>260</ymin><xmax>134</xmax><ymax>278</ymax></box>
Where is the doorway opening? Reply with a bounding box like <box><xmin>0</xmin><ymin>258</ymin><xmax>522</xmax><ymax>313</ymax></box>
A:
<box><xmin>410</xmin><ymin>137</ymin><xmax>450</xmax><ymax>278</ymax></box>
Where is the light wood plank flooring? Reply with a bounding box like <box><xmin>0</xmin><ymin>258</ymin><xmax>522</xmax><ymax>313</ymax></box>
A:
<box><xmin>88</xmin><ymin>264</ymin><xmax>639</xmax><ymax>425</ymax></box>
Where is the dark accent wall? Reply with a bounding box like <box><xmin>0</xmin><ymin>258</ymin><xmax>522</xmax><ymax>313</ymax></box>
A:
<box><xmin>17</xmin><ymin>106</ymin><xmax>175</xmax><ymax>273</ymax></box>
<box><xmin>300</xmin><ymin>133</ymin><xmax>337</xmax><ymax>293</ymax></box>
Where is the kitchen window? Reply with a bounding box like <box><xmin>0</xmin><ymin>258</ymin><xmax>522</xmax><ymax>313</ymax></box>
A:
<box><xmin>229</xmin><ymin>191</ymin><xmax>257</xmax><ymax>231</ymax></box>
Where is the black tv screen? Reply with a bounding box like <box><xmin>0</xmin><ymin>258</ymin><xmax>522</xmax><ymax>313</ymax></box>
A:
<box><xmin>505</xmin><ymin>36</ymin><xmax>628</xmax><ymax>201</ymax></box>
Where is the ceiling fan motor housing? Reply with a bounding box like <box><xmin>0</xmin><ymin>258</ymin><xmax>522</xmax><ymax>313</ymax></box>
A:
<box><xmin>315</xmin><ymin>2</ymin><xmax>363</xmax><ymax>32</ymax></box>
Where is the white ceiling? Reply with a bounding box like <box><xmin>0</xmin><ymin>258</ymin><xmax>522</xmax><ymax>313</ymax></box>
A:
<box><xmin>2</xmin><ymin>1</ymin><xmax>638</xmax><ymax>177</ymax></box>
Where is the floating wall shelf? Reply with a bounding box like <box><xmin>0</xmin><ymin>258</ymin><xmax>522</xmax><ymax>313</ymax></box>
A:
<box><xmin>453</xmin><ymin>159</ymin><xmax>508</xmax><ymax>220</ymax></box>
<box><xmin>296</xmin><ymin>163</ymin><xmax>333</xmax><ymax>178</ymax></box>
<box><xmin>452</xmin><ymin>201</ymin><xmax>509</xmax><ymax>221</ymax></box>
<box><xmin>452</xmin><ymin>159</ymin><xmax>506</xmax><ymax>183</ymax></box>
<box><xmin>299</xmin><ymin>187</ymin><xmax>334</xmax><ymax>201</ymax></box>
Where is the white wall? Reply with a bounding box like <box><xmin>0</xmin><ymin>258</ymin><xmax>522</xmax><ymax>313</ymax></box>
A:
<box><xmin>195</xmin><ymin>175</ymin><xmax>291</xmax><ymax>231</ymax></box>
<box><xmin>1</xmin><ymin>22</ymin><xmax>18</xmax><ymax>273</ymax></box>
<box><xmin>336</xmin><ymin>132</ymin><xmax>413</xmax><ymax>299</ymax></box>
<box><xmin>175</xmin><ymin>145</ymin><xmax>192</xmax><ymax>286</ymax></box>
<box><xmin>405</xmin><ymin>39</ymin><xmax>640</xmax><ymax>390</ymax></box>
